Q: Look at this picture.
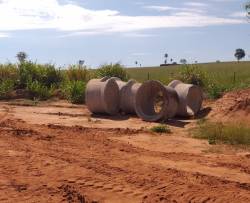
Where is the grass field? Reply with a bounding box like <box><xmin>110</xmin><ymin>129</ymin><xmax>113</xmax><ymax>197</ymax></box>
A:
<box><xmin>126</xmin><ymin>61</ymin><xmax>250</xmax><ymax>87</ymax></box>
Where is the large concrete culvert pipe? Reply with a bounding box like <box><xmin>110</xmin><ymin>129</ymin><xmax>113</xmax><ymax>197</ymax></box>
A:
<box><xmin>115</xmin><ymin>79</ymin><xmax>140</xmax><ymax>114</ymax></box>
<box><xmin>135</xmin><ymin>80</ymin><xmax>170</xmax><ymax>122</ymax></box>
<box><xmin>168</xmin><ymin>80</ymin><xmax>203</xmax><ymax>117</ymax></box>
<box><xmin>85</xmin><ymin>77</ymin><xmax>120</xmax><ymax>115</ymax></box>
<box><xmin>163</xmin><ymin>86</ymin><xmax>179</xmax><ymax>119</ymax></box>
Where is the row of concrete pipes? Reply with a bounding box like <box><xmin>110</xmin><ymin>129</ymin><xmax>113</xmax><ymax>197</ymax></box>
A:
<box><xmin>85</xmin><ymin>77</ymin><xmax>203</xmax><ymax>122</ymax></box>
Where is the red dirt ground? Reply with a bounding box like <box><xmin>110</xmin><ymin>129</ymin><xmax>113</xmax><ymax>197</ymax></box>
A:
<box><xmin>0</xmin><ymin>90</ymin><xmax>250</xmax><ymax>203</ymax></box>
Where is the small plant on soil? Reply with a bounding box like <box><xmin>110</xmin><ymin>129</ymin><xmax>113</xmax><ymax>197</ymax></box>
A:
<box><xmin>194</xmin><ymin>120</ymin><xmax>250</xmax><ymax>146</ymax></box>
<box><xmin>150</xmin><ymin>124</ymin><xmax>171</xmax><ymax>134</ymax></box>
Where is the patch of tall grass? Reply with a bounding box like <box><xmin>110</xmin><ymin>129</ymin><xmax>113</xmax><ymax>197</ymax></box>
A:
<box><xmin>62</xmin><ymin>81</ymin><xmax>86</xmax><ymax>104</ymax></box>
<box><xmin>194</xmin><ymin>120</ymin><xmax>250</xmax><ymax>146</ymax></box>
<box><xmin>0</xmin><ymin>80</ymin><xmax>15</xmax><ymax>99</ymax></box>
<box><xmin>127</xmin><ymin>62</ymin><xmax>250</xmax><ymax>99</ymax></box>
<box><xmin>96</xmin><ymin>63</ymin><xmax>129</xmax><ymax>81</ymax></box>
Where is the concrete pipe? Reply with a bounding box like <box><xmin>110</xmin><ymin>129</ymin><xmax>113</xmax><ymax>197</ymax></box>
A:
<box><xmin>119</xmin><ymin>80</ymin><xmax>141</xmax><ymax>114</ymax></box>
<box><xmin>168</xmin><ymin>80</ymin><xmax>203</xmax><ymax>117</ymax></box>
<box><xmin>85</xmin><ymin>77</ymin><xmax>120</xmax><ymax>115</ymax></box>
<box><xmin>135</xmin><ymin>80</ymin><xmax>170</xmax><ymax>122</ymax></box>
<box><xmin>163</xmin><ymin>86</ymin><xmax>179</xmax><ymax>119</ymax></box>
<box><xmin>109</xmin><ymin>78</ymin><xmax>139</xmax><ymax>113</ymax></box>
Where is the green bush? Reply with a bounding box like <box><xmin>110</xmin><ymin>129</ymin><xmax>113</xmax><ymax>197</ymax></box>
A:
<box><xmin>194</xmin><ymin>121</ymin><xmax>250</xmax><ymax>146</ymax></box>
<box><xmin>0</xmin><ymin>64</ymin><xmax>19</xmax><ymax>83</ymax></box>
<box><xmin>62</xmin><ymin>81</ymin><xmax>86</xmax><ymax>104</ymax></box>
<box><xmin>206</xmin><ymin>82</ymin><xmax>227</xmax><ymax>99</ymax></box>
<box><xmin>19</xmin><ymin>62</ymin><xmax>62</xmax><ymax>88</ymax></box>
<box><xmin>177</xmin><ymin>65</ymin><xmax>208</xmax><ymax>87</ymax></box>
<box><xmin>96</xmin><ymin>63</ymin><xmax>129</xmax><ymax>81</ymax></box>
<box><xmin>27</xmin><ymin>80</ymin><xmax>54</xmax><ymax>100</ymax></box>
<box><xmin>65</xmin><ymin>65</ymin><xmax>89</xmax><ymax>82</ymax></box>
<box><xmin>0</xmin><ymin>80</ymin><xmax>14</xmax><ymax>99</ymax></box>
<box><xmin>150</xmin><ymin>125</ymin><xmax>171</xmax><ymax>134</ymax></box>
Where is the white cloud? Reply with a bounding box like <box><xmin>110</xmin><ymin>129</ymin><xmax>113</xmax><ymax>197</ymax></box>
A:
<box><xmin>230</xmin><ymin>11</ymin><xmax>246</xmax><ymax>18</ymax></box>
<box><xmin>184</xmin><ymin>2</ymin><xmax>208</xmax><ymax>7</ymax></box>
<box><xmin>144</xmin><ymin>6</ymin><xmax>176</xmax><ymax>11</ymax></box>
<box><xmin>123</xmin><ymin>33</ymin><xmax>157</xmax><ymax>38</ymax></box>
<box><xmin>0</xmin><ymin>33</ymin><xmax>9</xmax><ymax>38</ymax></box>
<box><xmin>0</xmin><ymin>0</ymin><xmax>245</xmax><ymax>35</ymax></box>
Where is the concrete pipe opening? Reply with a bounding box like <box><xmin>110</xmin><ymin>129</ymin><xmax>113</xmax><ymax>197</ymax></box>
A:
<box><xmin>185</xmin><ymin>85</ymin><xmax>203</xmax><ymax>116</ymax></box>
<box><xmin>168</xmin><ymin>80</ymin><xmax>203</xmax><ymax>117</ymax></box>
<box><xmin>135</xmin><ymin>80</ymin><xmax>168</xmax><ymax>122</ymax></box>
<box><xmin>85</xmin><ymin>77</ymin><xmax>120</xmax><ymax>115</ymax></box>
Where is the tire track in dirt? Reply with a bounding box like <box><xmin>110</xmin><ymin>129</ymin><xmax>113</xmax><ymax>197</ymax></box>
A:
<box><xmin>0</xmin><ymin>119</ymin><xmax>250</xmax><ymax>202</ymax></box>
<box><xmin>0</xmin><ymin>105</ymin><xmax>11</xmax><ymax>124</ymax></box>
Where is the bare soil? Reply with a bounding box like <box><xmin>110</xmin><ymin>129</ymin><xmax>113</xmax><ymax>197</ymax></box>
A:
<box><xmin>0</xmin><ymin>94</ymin><xmax>250</xmax><ymax>202</ymax></box>
<box><xmin>208</xmin><ymin>88</ymin><xmax>250</xmax><ymax>124</ymax></box>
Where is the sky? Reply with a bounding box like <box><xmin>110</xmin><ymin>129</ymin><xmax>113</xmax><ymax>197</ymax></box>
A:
<box><xmin>0</xmin><ymin>0</ymin><xmax>249</xmax><ymax>67</ymax></box>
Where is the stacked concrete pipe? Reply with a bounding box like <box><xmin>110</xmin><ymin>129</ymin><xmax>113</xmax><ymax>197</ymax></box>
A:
<box><xmin>115</xmin><ymin>79</ymin><xmax>141</xmax><ymax>114</ymax></box>
<box><xmin>163</xmin><ymin>86</ymin><xmax>179</xmax><ymax>119</ymax></box>
<box><xmin>135</xmin><ymin>80</ymin><xmax>170</xmax><ymax>122</ymax></box>
<box><xmin>85</xmin><ymin>77</ymin><xmax>120</xmax><ymax>115</ymax></box>
<box><xmin>168</xmin><ymin>80</ymin><xmax>203</xmax><ymax>117</ymax></box>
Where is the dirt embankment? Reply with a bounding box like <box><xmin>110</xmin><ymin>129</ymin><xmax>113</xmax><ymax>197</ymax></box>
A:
<box><xmin>208</xmin><ymin>88</ymin><xmax>250</xmax><ymax>123</ymax></box>
<box><xmin>0</xmin><ymin>100</ymin><xmax>250</xmax><ymax>202</ymax></box>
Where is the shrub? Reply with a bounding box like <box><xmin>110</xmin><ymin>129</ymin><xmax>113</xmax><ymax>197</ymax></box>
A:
<box><xmin>62</xmin><ymin>81</ymin><xmax>86</xmax><ymax>104</ymax></box>
<box><xmin>0</xmin><ymin>80</ymin><xmax>14</xmax><ymax>99</ymax></box>
<box><xmin>65</xmin><ymin>65</ymin><xmax>89</xmax><ymax>82</ymax></box>
<box><xmin>19</xmin><ymin>61</ymin><xmax>62</xmax><ymax>88</ymax></box>
<box><xmin>27</xmin><ymin>80</ymin><xmax>54</xmax><ymax>100</ymax></box>
<box><xmin>150</xmin><ymin>125</ymin><xmax>171</xmax><ymax>134</ymax></box>
<box><xmin>96</xmin><ymin>63</ymin><xmax>129</xmax><ymax>81</ymax></box>
<box><xmin>206</xmin><ymin>82</ymin><xmax>227</xmax><ymax>99</ymax></box>
<box><xmin>38</xmin><ymin>64</ymin><xmax>63</xmax><ymax>88</ymax></box>
<box><xmin>194</xmin><ymin>121</ymin><xmax>250</xmax><ymax>146</ymax></box>
<box><xmin>0</xmin><ymin>64</ymin><xmax>19</xmax><ymax>83</ymax></box>
<box><xmin>177</xmin><ymin>65</ymin><xmax>208</xmax><ymax>87</ymax></box>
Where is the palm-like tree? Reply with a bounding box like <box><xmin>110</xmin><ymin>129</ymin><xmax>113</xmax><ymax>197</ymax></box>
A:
<box><xmin>164</xmin><ymin>53</ymin><xmax>168</xmax><ymax>64</ymax></box>
<box><xmin>78</xmin><ymin>60</ymin><xmax>85</xmax><ymax>68</ymax></box>
<box><xmin>16</xmin><ymin>51</ymin><xmax>28</xmax><ymax>63</ymax></box>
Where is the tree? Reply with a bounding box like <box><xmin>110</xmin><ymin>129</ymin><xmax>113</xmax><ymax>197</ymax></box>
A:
<box><xmin>246</xmin><ymin>2</ymin><xmax>250</xmax><ymax>18</ymax></box>
<box><xmin>135</xmin><ymin>61</ymin><xmax>138</xmax><ymax>66</ymax></box>
<box><xmin>234</xmin><ymin>48</ymin><xmax>246</xmax><ymax>62</ymax></box>
<box><xmin>180</xmin><ymin>59</ymin><xmax>187</xmax><ymax>64</ymax></box>
<box><xmin>16</xmin><ymin>51</ymin><xmax>28</xmax><ymax>63</ymax></box>
<box><xmin>164</xmin><ymin>53</ymin><xmax>168</xmax><ymax>64</ymax></box>
<box><xmin>78</xmin><ymin>60</ymin><xmax>85</xmax><ymax>68</ymax></box>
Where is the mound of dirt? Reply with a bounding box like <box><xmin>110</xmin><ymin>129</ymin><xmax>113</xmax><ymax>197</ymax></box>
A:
<box><xmin>209</xmin><ymin>88</ymin><xmax>250</xmax><ymax>123</ymax></box>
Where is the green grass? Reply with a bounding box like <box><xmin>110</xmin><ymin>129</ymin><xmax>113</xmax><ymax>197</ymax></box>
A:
<box><xmin>150</xmin><ymin>124</ymin><xmax>171</xmax><ymax>134</ymax></box>
<box><xmin>193</xmin><ymin>120</ymin><xmax>250</xmax><ymax>146</ymax></box>
<box><xmin>0</xmin><ymin>60</ymin><xmax>249</xmax><ymax>103</ymax></box>
<box><xmin>126</xmin><ymin>61</ymin><xmax>250</xmax><ymax>89</ymax></box>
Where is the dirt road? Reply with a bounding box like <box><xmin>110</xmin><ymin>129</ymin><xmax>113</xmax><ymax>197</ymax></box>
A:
<box><xmin>0</xmin><ymin>101</ymin><xmax>250</xmax><ymax>202</ymax></box>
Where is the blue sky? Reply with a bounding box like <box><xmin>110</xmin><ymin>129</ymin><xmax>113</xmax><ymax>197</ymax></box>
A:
<box><xmin>0</xmin><ymin>0</ymin><xmax>249</xmax><ymax>67</ymax></box>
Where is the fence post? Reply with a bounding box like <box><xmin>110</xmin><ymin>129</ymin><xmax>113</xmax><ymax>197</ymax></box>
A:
<box><xmin>147</xmin><ymin>72</ymin><xmax>150</xmax><ymax>80</ymax></box>
<box><xmin>233</xmin><ymin>72</ymin><xmax>236</xmax><ymax>84</ymax></box>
